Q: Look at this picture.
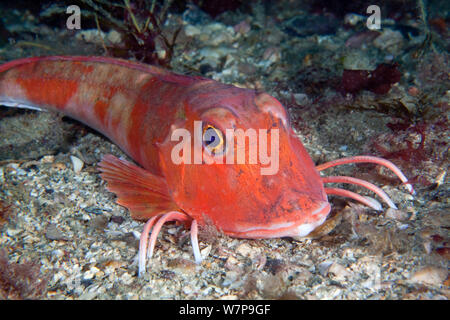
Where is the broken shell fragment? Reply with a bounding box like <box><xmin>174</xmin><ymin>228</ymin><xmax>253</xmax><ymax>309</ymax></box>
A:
<box><xmin>70</xmin><ymin>155</ymin><xmax>84</xmax><ymax>173</ymax></box>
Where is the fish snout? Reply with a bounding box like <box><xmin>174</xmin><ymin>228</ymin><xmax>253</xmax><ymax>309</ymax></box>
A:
<box><xmin>273</xmin><ymin>192</ymin><xmax>331</xmax><ymax>237</ymax></box>
<box><xmin>291</xmin><ymin>200</ymin><xmax>331</xmax><ymax>237</ymax></box>
<box><xmin>233</xmin><ymin>191</ymin><xmax>331</xmax><ymax>239</ymax></box>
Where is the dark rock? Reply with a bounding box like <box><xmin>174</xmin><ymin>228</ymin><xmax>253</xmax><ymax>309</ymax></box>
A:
<box><xmin>111</xmin><ymin>215</ymin><xmax>125</xmax><ymax>225</ymax></box>
<box><xmin>339</xmin><ymin>63</ymin><xmax>402</xmax><ymax>95</ymax></box>
<box><xmin>182</xmin><ymin>4</ymin><xmax>212</xmax><ymax>25</ymax></box>
<box><xmin>284</xmin><ymin>14</ymin><xmax>339</xmax><ymax>37</ymax></box>
<box><xmin>264</xmin><ymin>257</ymin><xmax>285</xmax><ymax>275</ymax></box>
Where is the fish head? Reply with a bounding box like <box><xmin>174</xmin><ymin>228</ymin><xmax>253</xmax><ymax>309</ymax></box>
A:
<box><xmin>158</xmin><ymin>89</ymin><xmax>330</xmax><ymax>238</ymax></box>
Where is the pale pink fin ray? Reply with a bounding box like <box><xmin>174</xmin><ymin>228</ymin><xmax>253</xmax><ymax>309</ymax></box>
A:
<box><xmin>190</xmin><ymin>220</ymin><xmax>202</xmax><ymax>264</ymax></box>
<box><xmin>325</xmin><ymin>187</ymin><xmax>383</xmax><ymax>211</ymax></box>
<box><xmin>138</xmin><ymin>214</ymin><xmax>162</xmax><ymax>277</ymax></box>
<box><xmin>139</xmin><ymin>211</ymin><xmax>200</xmax><ymax>277</ymax></box>
<box><xmin>316</xmin><ymin>156</ymin><xmax>414</xmax><ymax>195</ymax></box>
<box><xmin>322</xmin><ymin>176</ymin><xmax>397</xmax><ymax>209</ymax></box>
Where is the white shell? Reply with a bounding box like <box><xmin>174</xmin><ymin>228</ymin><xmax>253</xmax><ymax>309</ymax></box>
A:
<box><xmin>70</xmin><ymin>155</ymin><xmax>84</xmax><ymax>173</ymax></box>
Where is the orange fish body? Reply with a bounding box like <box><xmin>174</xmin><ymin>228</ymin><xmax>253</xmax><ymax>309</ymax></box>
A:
<box><xmin>0</xmin><ymin>56</ymin><xmax>413</xmax><ymax>275</ymax></box>
<box><xmin>0</xmin><ymin>56</ymin><xmax>329</xmax><ymax>235</ymax></box>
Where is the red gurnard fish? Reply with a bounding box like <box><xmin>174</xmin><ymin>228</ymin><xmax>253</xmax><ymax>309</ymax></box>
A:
<box><xmin>0</xmin><ymin>56</ymin><xmax>414</xmax><ymax>276</ymax></box>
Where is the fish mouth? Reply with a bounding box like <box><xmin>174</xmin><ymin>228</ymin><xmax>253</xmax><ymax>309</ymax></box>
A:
<box><xmin>230</xmin><ymin>202</ymin><xmax>331</xmax><ymax>239</ymax></box>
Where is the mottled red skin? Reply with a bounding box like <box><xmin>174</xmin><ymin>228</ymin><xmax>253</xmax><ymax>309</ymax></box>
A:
<box><xmin>0</xmin><ymin>56</ymin><xmax>330</xmax><ymax>238</ymax></box>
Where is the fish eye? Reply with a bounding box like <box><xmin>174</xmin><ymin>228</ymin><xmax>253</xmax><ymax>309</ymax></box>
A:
<box><xmin>202</xmin><ymin>124</ymin><xmax>226</xmax><ymax>156</ymax></box>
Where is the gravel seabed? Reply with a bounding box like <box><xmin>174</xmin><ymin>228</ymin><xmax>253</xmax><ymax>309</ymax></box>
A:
<box><xmin>0</xmin><ymin>1</ymin><xmax>448</xmax><ymax>299</ymax></box>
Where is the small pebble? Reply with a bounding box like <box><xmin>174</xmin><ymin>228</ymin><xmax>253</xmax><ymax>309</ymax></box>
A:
<box><xmin>111</xmin><ymin>216</ymin><xmax>125</xmax><ymax>225</ymax></box>
<box><xmin>222</xmin><ymin>270</ymin><xmax>240</xmax><ymax>287</ymax></box>
<box><xmin>75</xmin><ymin>29</ymin><xmax>106</xmax><ymax>44</ymax></box>
<box><xmin>106</xmin><ymin>30</ymin><xmax>122</xmax><ymax>44</ymax></box>
<box><xmin>104</xmin><ymin>260</ymin><xmax>125</xmax><ymax>270</ymax></box>
<box><xmin>83</xmin><ymin>266</ymin><xmax>100</xmax><ymax>280</ymax></box>
<box><xmin>6</xmin><ymin>228</ymin><xmax>22</xmax><ymax>237</ymax></box>
<box><xmin>410</xmin><ymin>266</ymin><xmax>448</xmax><ymax>286</ymax></box>
<box><xmin>45</xmin><ymin>224</ymin><xmax>68</xmax><ymax>241</ymax></box>
<box><xmin>167</xmin><ymin>258</ymin><xmax>197</xmax><ymax>273</ymax></box>
<box><xmin>385</xmin><ymin>208</ymin><xmax>409</xmax><ymax>221</ymax></box>
<box><xmin>184</xmin><ymin>25</ymin><xmax>201</xmax><ymax>37</ymax></box>
<box><xmin>200</xmin><ymin>244</ymin><xmax>211</xmax><ymax>259</ymax></box>
<box><xmin>408</xmin><ymin>86</ymin><xmax>419</xmax><ymax>96</ymax></box>
<box><xmin>183</xmin><ymin>285</ymin><xmax>193</xmax><ymax>295</ymax></box>
<box><xmin>318</xmin><ymin>261</ymin><xmax>333</xmax><ymax>276</ymax></box>
<box><xmin>262</xmin><ymin>47</ymin><xmax>280</xmax><ymax>63</ymax></box>
<box><xmin>344</xmin><ymin>13</ymin><xmax>365</xmax><ymax>26</ymax></box>
<box><xmin>293</xmin><ymin>93</ymin><xmax>309</xmax><ymax>105</ymax></box>
<box><xmin>41</xmin><ymin>155</ymin><xmax>55</xmax><ymax>163</ymax></box>
<box><xmin>236</xmin><ymin>243</ymin><xmax>252</xmax><ymax>257</ymax></box>
<box><xmin>328</xmin><ymin>263</ymin><xmax>352</xmax><ymax>280</ymax></box>
<box><xmin>373</xmin><ymin>29</ymin><xmax>404</xmax><ymax>54</ymax></box>
<box><xmin>224</xmin><ymin>256</ymin><xmax>239</xmax><ymax>270</ymax></box>
<box><xmin>234</xmin><ymin>20</ymin><xmax>251</xmax><ymax>34</ymax></box>
<box><xmin>90</xmin><ymin>215</ymin><xmax>108</xmax><ymax>230</ymax></box>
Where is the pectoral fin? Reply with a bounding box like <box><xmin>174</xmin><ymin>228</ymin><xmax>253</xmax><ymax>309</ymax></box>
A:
<box><xmin>98</xmin><ymin>154</ymin><xmax>179</xmax><ymax>220</ymax></box>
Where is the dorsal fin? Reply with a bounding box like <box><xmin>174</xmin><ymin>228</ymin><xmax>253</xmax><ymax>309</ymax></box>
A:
<box><xmin>0</xmin><ymin>55</ymin><xmax>206</xmax><ymax>85</ymax></box>
<box><xmin>98</xmin><ymin>154</ymin><xmax>179</xmax><ymax>220</ymax></box>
